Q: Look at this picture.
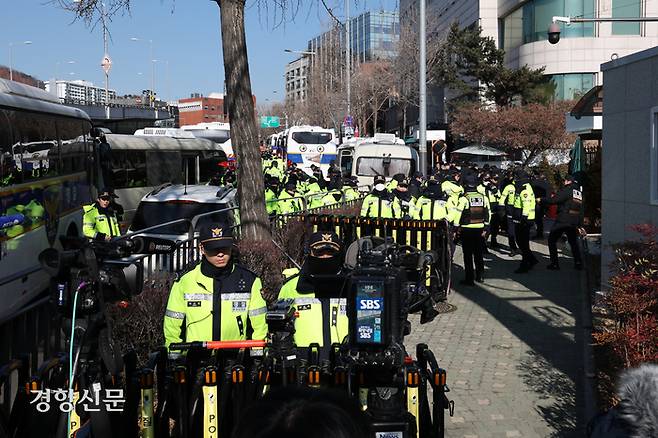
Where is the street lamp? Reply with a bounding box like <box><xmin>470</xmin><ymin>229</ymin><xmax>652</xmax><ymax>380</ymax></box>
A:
<box><xmin>284</xmin><ymin>49</ymin><xmax>316</xmax><ymax>56</ymax></box>
<box><xmin>8</xmin><ymin>41</ymin><xmax>33</xmax><ymax>81</ymax></box>
<box><xmin>131</xmin><ymin>37</ymin><xmax>156</xmax><ymax>106</ymax></box>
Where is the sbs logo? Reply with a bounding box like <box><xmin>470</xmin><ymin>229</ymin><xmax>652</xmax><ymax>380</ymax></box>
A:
<box><xmin>359</xmin><ymin>299</ymin><xmax>382</xmax><ymax>310</ymax></box>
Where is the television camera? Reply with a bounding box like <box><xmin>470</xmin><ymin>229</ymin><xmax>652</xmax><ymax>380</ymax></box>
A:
<box><xmin>39</xmin><ymin>235</ymin><xmax>175</xmax><ymax>316</ymax></box>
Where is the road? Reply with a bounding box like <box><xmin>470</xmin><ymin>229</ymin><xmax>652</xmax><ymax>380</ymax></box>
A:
<box><xmin>407</xmin><ymin>240</ymin><xmax>587</xmax><ymax>438</ymax></box>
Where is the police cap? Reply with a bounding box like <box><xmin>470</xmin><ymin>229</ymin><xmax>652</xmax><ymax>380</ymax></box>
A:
<box><xmin>98</xmin><ymin>187</ymin><xmax>119</xmax><ymax>199</ymax></box>
<box><xmin>308</xmin><ymin>231</ymin><xmax>342</xmax><ymax>255</ymax></box>
<box><xmin>199</xmin><ymin>222</ymin><xmax>234</xmax><ymax>249</ymax></box>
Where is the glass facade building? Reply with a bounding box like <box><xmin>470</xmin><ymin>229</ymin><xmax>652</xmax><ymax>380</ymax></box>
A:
<box><xmin>500</xmin><ymin>0</ymin><xmax>595</xmax><ymax>50</ymax></box>
<box><xmin>308</xmin><ymin>10</ymin><xmax>399</xmax><ymax>63</ymax></box>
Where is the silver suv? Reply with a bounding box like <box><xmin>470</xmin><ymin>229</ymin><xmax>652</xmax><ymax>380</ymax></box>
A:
<box><xmin>129</xmin><ymin>184</ymin><xmax>238</xmax><ymax>241</ymax></box>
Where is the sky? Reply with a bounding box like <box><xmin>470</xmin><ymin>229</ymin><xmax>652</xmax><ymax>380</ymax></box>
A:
<box><xmin>2</xmin><ymin>0</ymin><xmax>398</xmax><ymax>104</ymax></box>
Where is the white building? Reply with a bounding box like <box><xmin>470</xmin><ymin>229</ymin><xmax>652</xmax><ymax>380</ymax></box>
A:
<box><xmin>44</xmin><ymin>79</ymin><xmax>117</xmax><ymax>104</ymax></box>
<box><xmin>402</xmin><ymin>0</ymin><xmax>658</xmax><ymax>100</ymax></box>
<box><xmin>285</xmin><ymin>56</ymin><xmax>309</xmax><ymax>102</ymax></box>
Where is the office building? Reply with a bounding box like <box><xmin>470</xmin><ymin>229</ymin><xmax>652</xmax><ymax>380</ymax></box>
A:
<box><xmin>285</xmin><ymin>56</ymin><xmax>310</xmax><ymax>102</ymax></box>
<box><xmin>308</xmin><ymin>10</ymin><xmax>400</xmax><ymax>64</ymax></box>
<box><xmin>44</xmin><ymin>79</ymin><xmax>116</xmax><ymax>104</ymax></box>
<box><xmin>401</xmin><ymin>0</ymin><xmax>658</xmax><ymax>101</ymax></box>
<box><xmin>178</xmin><ymin>92</ymin><xmax>227</xmax><ymax>126</ymax></box>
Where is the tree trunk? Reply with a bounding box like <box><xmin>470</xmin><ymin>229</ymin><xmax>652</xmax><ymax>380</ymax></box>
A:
<box><xmin>217</xmin><ymin>0</ymin><xmax>270</xmax><ymax>241</ymax></box>
<box><xmin>402</xmin><ymin>105</ymin><xmax>407</xmax><ymax>137</ymax></box>
<box><xmin>373</xmin><ymin>105</ymin><xmax>378</xmax><ymax>134</ymax></box>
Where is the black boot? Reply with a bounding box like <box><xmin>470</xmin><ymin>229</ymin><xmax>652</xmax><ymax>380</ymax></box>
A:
<box><xmin>475</xmin><ymin>272</ymin><xmax>484</xmax><ymax>283</ymax></box>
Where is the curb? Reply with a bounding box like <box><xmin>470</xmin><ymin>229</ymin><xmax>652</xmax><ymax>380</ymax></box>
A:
<box><xmin>580</xmin><ymin>238</ymin><xmax>598</xmax><ymax>429</ymax></box>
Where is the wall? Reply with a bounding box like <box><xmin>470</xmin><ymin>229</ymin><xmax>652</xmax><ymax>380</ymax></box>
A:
<box><xmin>601</xmin><ymin>45</ymin><xmax>658</xmax><ymax>283</ymax></box>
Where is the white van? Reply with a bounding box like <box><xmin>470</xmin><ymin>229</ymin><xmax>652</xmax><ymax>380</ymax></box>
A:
<box><xmin>337</xmin><ymin>134</ymin><xmax>420</xmax><ymax>187</ymax></box>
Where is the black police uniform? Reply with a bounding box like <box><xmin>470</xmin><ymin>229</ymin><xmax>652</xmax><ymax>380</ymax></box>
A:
<box><xmin>544</xmin><ymin>180</ymin><xmax>584</xmax><ymax>269</ymax></box>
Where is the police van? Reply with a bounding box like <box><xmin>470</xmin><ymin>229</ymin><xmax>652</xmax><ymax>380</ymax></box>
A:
<box><xmin>337</xmin><ymin>133</ymin><xmax>420</xmax><ymax>188</ymax></box>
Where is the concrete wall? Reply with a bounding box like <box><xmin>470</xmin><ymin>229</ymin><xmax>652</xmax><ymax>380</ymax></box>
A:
<box><xmin>601</xmin><ymin>46</ymin><xmax>658</xmax><ymax>283</ymax></box>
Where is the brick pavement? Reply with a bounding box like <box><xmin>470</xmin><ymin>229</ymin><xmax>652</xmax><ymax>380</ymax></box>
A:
<box><xmin>406</xmin><ymin>240</ymin><xmax>586</xmax><ymax>438</ymax></box>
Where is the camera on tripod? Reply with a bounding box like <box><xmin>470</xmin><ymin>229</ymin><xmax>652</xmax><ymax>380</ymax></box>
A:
<box><xmin>344</xmin><ymin>237</ymin><xmax>438</xmax><ymax>364</ymax></box>
<box><xmin>38</xmin><ymin>235</ymin><xmax>175</xmax><ymax>316</ymax></box>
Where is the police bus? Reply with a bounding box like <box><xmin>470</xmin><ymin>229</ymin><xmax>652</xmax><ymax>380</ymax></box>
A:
<box><xmin>0</xmin><ymin>78</ymin><xmax>94</xmax><ymax>320</ymax></box>
<box><xmin>281</xmin><ymin>125</ymin><xmax>337</xmax><ymax>176</ymax></box>
<box><xmin>98</xmin><ymin>129</ymin><xmax>230</xmax><ymax>225</ymax></box>
<box><xmin>337</xmin><ymin>133</ymin><xmax>420</xmax><ymax>187</ymax></box>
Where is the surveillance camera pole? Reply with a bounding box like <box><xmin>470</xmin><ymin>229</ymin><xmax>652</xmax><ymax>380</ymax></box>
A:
<box><xmin>549</xmin><ymin>15</ymin><xmax>658</xmax><ymax>45</ymax></box>
<box><xmin>552</xmin><ymin>15</ymin><xmax>658</xmax><ymax>25</ymax></box>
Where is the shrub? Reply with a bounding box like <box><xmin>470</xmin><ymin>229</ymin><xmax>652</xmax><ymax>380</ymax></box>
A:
<box><xmin>593</xmin><ymin>224</ymin><xmax>658</xmax><ymax>371</ymax></box>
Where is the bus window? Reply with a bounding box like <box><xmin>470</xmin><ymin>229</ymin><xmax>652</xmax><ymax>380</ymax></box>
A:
<box><xmin>0</xmin><ymin>108</ymin><xmax>17</xmax><ymax>186</ymax></box>
<box><xmin>291</xmin><ymin>131</ymin><xmax>333</xmax><ymax>145</ymax></box>
<box><xmin>11</xmin><ymin>112</ymin><xmax>61</xmax><ymax>183</ymax></box>
<box><xmin>111</xmin><ymin>150</ymin><xmax>148</xmax><ymax>188</ymax></box>
<box><xmin>182</xmin><ymin>155</ymin><xmax>198</xmax><ymax>185</ymax></box>
<box><xmin>146</xmin><ymin>151</ymin><xmax>182</xmax><ymax>186</ymax></box>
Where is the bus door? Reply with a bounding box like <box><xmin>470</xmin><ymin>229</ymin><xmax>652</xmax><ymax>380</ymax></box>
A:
<box><xmin>339</xmin><ymin>149</ymin><xmax>353</xmax><ymax>177</ymax></box>
<box><xmin>182</xmin><ymin>154</ymin><xmax>200</xmax><ymax>185</ymax></box>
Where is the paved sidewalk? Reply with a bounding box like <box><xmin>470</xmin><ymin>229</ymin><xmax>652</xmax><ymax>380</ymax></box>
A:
<box><xmin>406</xmin><ymin>240</ymin><xmax>587</xmax><ymax>438</ymax></box>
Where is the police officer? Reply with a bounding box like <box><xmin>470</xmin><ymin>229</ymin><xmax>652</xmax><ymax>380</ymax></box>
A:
<box><xmin>543</xmin><ymin>174</ymin><xmax>585</xmax><ymax>270</ymax></box>
<box><xmin>360</xmin><ymin>176</ymin><xmax>401</xmax><ymax>218</ymax></box>
<box><xmin>277</xmin><ymin>180</ymin><xmax>304</xmax><ymax>214</ymax></box>
<box><xmin>453</xmin><ymin>175</ymin><xmax>490</xmax><ymax>285</ymax></box>
<box><xmin>83</xmin><ymin>188</ymin><xmax>121</xmax><ymax>241</ymax></box>
<box><xmin>264</xmin><ymin>176</ymin><xmax>280</xmax><ymax>215</ymax></box>
<box><xmin>163</xmin><ymin>223</ymin><xmax>268</xmax><ymax>349</ymax></box>
<box><xmin>499</xmin><ymin>172</ymin><xmax>518</xmax><ymax>255</ymax></box>
<box><xmin>485</xmin><ymin>174</ymin><xmax>503</xmax><ymax>250</ymax></box>
<box><xmin>512</xmin><ymin>172</ymin><xmax>538</xmax><ymax>273</ymax></box>
<box><xmin>391</xmin><ymin>178</ymin><xmax>417</xmax><ymax>219</ymax></box>
<box><xmin>341</xmin><ymin>177</ymin><xmax>360</xmax><ymax>201</ymax></box>
<box><xmin>412</xmin><ymin>176</ymin><xmax>448</xmax><ymax>221</ymax></box>
<box><xmin>408</xmin><ymin>171</ymin><xmax>424</xmax><ymax>199</ymax></box>
<box><xmin>276</xmin><ymin>231</ymin><xmax>349</xmax><ymax>357</ymax></box>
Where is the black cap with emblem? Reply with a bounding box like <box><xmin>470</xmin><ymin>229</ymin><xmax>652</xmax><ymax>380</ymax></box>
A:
<box><xmin>307</xmin><ymin>231</ymin><xmax>342</xmax><ymax>255</ymax></box>
<box><xmin>199</xmin><ymin>222</ymin><xmax>234</xmax><ymax>249</ymax></box>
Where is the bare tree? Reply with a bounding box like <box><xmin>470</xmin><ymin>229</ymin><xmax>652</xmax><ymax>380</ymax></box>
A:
<box><xmin>53</xmin><ymin>0</ymin><xmax>311</xmax><ymax>241</ymax></box>
<box><xmin>387</xmin><ymin>5</ymin><xmax>444</xmax><ymax>135</ymax></box>
<box><xmin>351</xmin><ymin>61</ymin><xmax>395</xmax><ymax>135</ymax></box>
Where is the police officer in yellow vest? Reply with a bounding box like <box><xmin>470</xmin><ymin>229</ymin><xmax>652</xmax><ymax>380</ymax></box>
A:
<box><xmin>276</xmin><ymin>231</ymin><xmax>349</xmax><ymax>358</ymax></box>
<box><xmin>83</xmin><ymin>188</ymin><xmax>121</xmax><ymax>241</ymax></box>
<box><xmin>360</xmin><ymin>175</ymin><xmax>401</xmax><ymax>218</ymax></box>
<box><xmin>412</xmin><ymin>176</ymin><xmax>449</xmax><ymax>221</ymax></box>
<box><xmin>499</xmin><ymin>173</ymin><xmax>518</xmax><ymax>255</ymax></box>
<box><xmin>512</xmin><ymin>172</ymin><xmax>538</xmax><ymax>273</ymax></box>
<box><xmin>163</xmin><ymin>223</ymin><xmax>268</xmax><ymax>349</ymax></box>
<box><xmin>453</xmin><ymin>174</ymin><xmax>491</xmax><ymax>285</ymax></box>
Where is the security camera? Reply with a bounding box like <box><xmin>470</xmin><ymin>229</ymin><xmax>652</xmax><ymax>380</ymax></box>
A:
<box><xmin>547</xmin><ymin>23</ymin><xmax>561</xmax><ymax>44</ymax></box>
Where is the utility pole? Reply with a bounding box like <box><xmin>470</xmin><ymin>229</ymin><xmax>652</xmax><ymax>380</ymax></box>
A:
<box><xmin>100</xmin><ymin>2</ymin><xmax>111</xmax><ymax>119</ymax></box>
<box><xmin>419</xmin><ymin>0</ymin><xmax>428</xmax><ymax>175</ymax></box>
<box><xmin>345</xmin><ymin>0</ymin><xmax>351</xmax><ymax>116</ymax></box>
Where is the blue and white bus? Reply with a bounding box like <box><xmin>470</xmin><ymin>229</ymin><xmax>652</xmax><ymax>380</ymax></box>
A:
<box><xmin>282</xmin><ymin>125</ymin><xmax>337</xmax><ymax>176</ymax></box>
<box><xmin>0</xmin><ymin>79</ymin><xmax>94</xmax><ymax>320</ymax></box>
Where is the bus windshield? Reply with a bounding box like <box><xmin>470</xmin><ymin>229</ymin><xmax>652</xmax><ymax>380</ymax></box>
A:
<box><xmin>291</xmin><ymin>132</ymin><xmax>333</xmax><ymax>144</ymax></box>
<box><xmin>356</xmin><ymin>157</ymin><xmax>413</xmax><ymax>178</ymax></box>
